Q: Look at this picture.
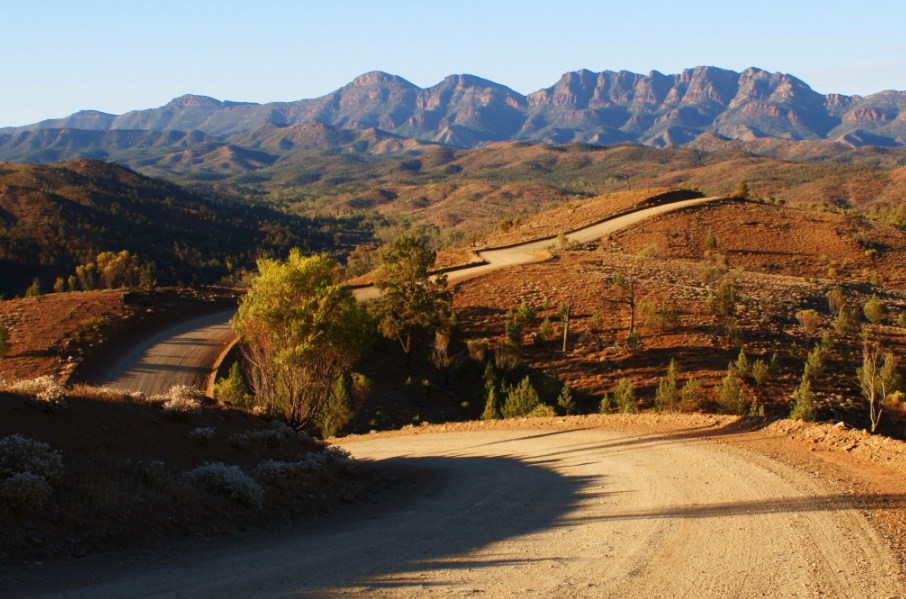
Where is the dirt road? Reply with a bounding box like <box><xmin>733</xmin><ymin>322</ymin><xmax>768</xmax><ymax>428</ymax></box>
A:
<box><xmin>97</xmin><ymin>197</ymin><xmax>720</xmax><ymax>393</ymax></box>
<box><xmin>18</xmin><ymin>426</ymin><xmax>903</xmax><ymax>597</ymax></box>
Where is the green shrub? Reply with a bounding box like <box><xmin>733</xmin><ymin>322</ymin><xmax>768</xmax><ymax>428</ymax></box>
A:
<box><xmin>654</xmin><ymin>359</ymin><xmax>679</xmax><ymax>413</ymax></box>
<box><xmin>213</xmin><ymin>362</ymin><xmax>251</xmax><ymax>407</ymax></box>
<box><xmin>316</xmin><ymin>377</ymin><xmax>354</xmax><ymax>438</ymax></box>
<box><xmin>679</xmin><ymin>377</ymin><xmax>704</xmax><ymax>412</ymax></box>
<box><xmin>502</xmin><ymin>376</ymin><xmax>541</xmax><ymax>418</ymax></box>
<box><xmin>556</xmin><ymin>383</ymin><xmax>577</xmax><ymax>415</ymax></box>
<box><xmin>717</xmin><ymin>365</ymin><xmax>749</xmax><ymax>415</ymax></box>
<box><xmin>467</xmin><ymin>338</ymin><xmax>489</xmax><ymax>362</ymax></box>
<box><xmin>734</xmin><ymin>348</ymin><xmax>750</xmax><ymax>377</ymax></box>
<box><xmin>610</xmin><ymin>378</ymin><xmax>637</xmax><ymax>414</ymax></box>
<box><xmin>789</xmin><ymin>375</ymin><xmax>816</xmax><ymax>421</ymax></box>
<box><xmin>751</xmin><ymin>359</ymin><xmax>770</xmax><ymax>386</ymax></box>
<box><xmin>863</xmin><ymin>295</ymin><xmax>888</xmax><ymax>324</ymax></box>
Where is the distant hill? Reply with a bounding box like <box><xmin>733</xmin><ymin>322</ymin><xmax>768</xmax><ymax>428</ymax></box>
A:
<box><xmin>0</xmin><ymin>160</ymin><xmax>358</xmax><ymax>296</ymax></box>
<box><xmin>2</xmin><ymin>66</ymin><xmax>906</xmax><ymax>156</ymax></box>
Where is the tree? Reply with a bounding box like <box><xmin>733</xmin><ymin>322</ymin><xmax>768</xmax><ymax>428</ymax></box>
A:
<box><xmin>731</xmin><ymin>180</ymin><xmax>749</xmax><ymax>199</ymax></box>
<box><xmin>232</xmin><ymin>250</ymin><xmax>371</xmax><ymax>428</ymax></box>
<box><xmin>502</xmin><ymin>376</ymin><xmax>541</xmax><ymax>418</ymax></box>
<box><xmin>556</xmin><ymin>383</ymin><xmax>577</xmax><ymax>415</ymax></box>
<box><xmin>212</xmin><ymin>361</ymin><xmax>251</xmax><ymax>407</ymax></box>
<box><xmin>863</xmin><ymin>295</ymin><xmax>888</xmax><ymax>324</ymax></box>
<box><xmin>655</xmin><ymin>359</ymin><xmax>680</xmax><ymax>413</ymax></box>
<box><xmin>369</xmin><ymin>235</ymin><xmax>452</xmax><ymax>365</ymax></box>
<box><xmin>604</xmin><ymin>272</ymin><xmax>638</xmax><ymax>344</ymax></box>
<box><xmin>858</xmin><ymin>339</ymin><xmax>901</xmax><ymax>433</ymax></box>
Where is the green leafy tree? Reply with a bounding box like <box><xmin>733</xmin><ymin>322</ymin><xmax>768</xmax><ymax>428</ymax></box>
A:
<box><xmin>370</xmin><ymin>235</ymin><xmax>452</xmax><ymax>365</ymax></box>
<box><xmin>233</xmin><ymin>250</ymin><xmax>371</xmax><ymax>428</ymax></box>
<box><xmin>212</xmin><ymin>361</ymin><xmax>251</xmax><ymax>407</ymax></box>
<box><xmin>858</xmin><ymin>339</ymin><xmax>901</xmax><ymax>433</ymax></box>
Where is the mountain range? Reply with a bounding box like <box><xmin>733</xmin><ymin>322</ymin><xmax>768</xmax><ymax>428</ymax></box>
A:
<box><xmin>2</xmin><ymin>66</ymin><xmax>905</xmax><ymax>164</ymax></box>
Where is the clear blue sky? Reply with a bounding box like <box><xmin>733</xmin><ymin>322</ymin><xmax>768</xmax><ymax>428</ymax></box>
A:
<box><xmin>2</xmin><ymin>0</ymin><xmax>905</xmax><ymax>127</ymax></box>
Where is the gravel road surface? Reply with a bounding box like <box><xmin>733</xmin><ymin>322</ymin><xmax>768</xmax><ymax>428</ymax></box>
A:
<box><xmin>20</xmin><ymin>427</ymin><xmax>903</xmax><ymax>598</ymax></box>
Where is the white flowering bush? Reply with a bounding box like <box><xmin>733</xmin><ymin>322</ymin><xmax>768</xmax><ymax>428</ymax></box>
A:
<box><xmin>156</xmin><ymin>385</ymin><xmax>203</xmax><ymax>418</ymax></box>
<box><xmin>189</xmin><ymin>427</ymin><xmax>216</xmax><ymax>442</ymax></box>
<box><xmin>0</xmin><ymin>434</ymin><xmax>64</xmax><ymax>511</ymax></box>
<box><xmin>184</xmin><ymin>463</ymin><xmax>264</xmax><ymax>509</ymax></box>
<box><xmin>7</xmin><ymin>376</ymin><xmax>67</xmax><ymax>412</ymax></box>
<box><xmin>254</xmin><ymin>446</ymin><xmax>355</xmax><ymax>484</ymax></box>
<box><xmin>229</xmin><ymin>422</ymin><xmax>296</xmax><ymax>448</ymax></box>
<box><xmin>0</xmin><ymin>434</ymin><xmax>64</xmax><ymax>483</ymax></box>
<box><xmin>1</xmin><ymin>472</ymin><xmax>53</xmax><ymax>510</ymax></box>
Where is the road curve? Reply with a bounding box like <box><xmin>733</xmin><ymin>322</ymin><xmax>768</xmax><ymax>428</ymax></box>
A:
<box><xmin>22</xmin><ymin>427</ymin><xmax>904</xmax><ymax>597</ymax></box>
<box><xmin>98</xmin><ymin>196</ymin><xmax>721</xmax><ymax>393</ymax></box>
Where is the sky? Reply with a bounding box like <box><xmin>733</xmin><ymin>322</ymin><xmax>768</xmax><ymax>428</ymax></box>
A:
<box><xmin>2</xmin><ymin>0</ymin><xmax>905</xmax><ymax>127</ymax></box>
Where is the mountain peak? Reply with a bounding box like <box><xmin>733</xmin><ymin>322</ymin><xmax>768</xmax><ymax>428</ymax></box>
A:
<box><xmin>350</xmin><ymin>71</ymin><xmax>416</xmax><ymax>88</ymax></box>
<box><xmin>164</xmin><ymin>95</ymin><xmax>223</xmax><ymax>109</ymax></box>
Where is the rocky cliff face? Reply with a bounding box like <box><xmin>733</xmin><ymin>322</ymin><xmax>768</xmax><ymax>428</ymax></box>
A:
<box><xmin>3</xmin><ymin>67</ymin><xmax>905</xmax><ymax>155</ymax></box>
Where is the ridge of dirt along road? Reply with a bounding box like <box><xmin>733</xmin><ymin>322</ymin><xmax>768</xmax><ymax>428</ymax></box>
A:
<box><xmin>16</xmin><ymin>426</ymin><xmax>903</xmax><ymax>597</ymax></box>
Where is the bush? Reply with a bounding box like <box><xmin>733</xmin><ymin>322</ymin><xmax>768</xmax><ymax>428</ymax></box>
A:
<box><xmin>254</xmin><ymin>448</ymin><xmax>354</xmax><ymax>484</ymax></box>
<box><xmin>654</xmin><ymin>360</ymin><xmax>679</xmax><ymax>413</ymax></box>
<box><xmin>679</xmin><ymin>377</ymin><xmax>704</xmax><ymax>412</ymax></box>
<box><xmin>8</xmin><ymin>376</ymin><xmax>67</xmax><ymax>412</ymax></box>
<box><xmin>789</xmin><ymin>376</ymin><xmax>816</xmax><ymax>421</ymax></box>
<box><xmin>467</xmin><ymin>338</ymin><xmax>489</xmax><ymax>362</ymax></box>
<box><xmin>157</xmin><ymin>385</ymin><xmax>203</xmax><ymax>418</ymax></box>
<box><xmin>610</xmin><ymin>378</ymin><xmax>637</xmax><ymax>414</ymax></box>
<box><xmin>832</xmin><ymin>307</ymin><xmax>860</xmax><ymax>336</ymax></box>
<box><xmin>0</xmin><ymin>472</ymin><xmax>54</xmax><ymax>510</ymax></box>
<box><xmin>527</xmin><ymin>403</ymin><xmax>557</xmax><ymax>417</ymax></box>
<box><xmin>317</xmin><ymin>377</ymin><xmax>355</xmax><ymax>438</ymax></box>
<box><xmin>751</xmin><ymin>359</ymin><xmax>770</xmax><ymax>386</ymax></box>
<box><xmin>864</xmin><ymin>295</ymin><xmax>888</xmax><ymax>324</ymax></box>
<box><xmin>0</xmin><ymin>434</ymin><xmax>64</xmax><ymax>483</ymax></box>
<box><xmin>717</xmin><ymin>366</ymin><xmax>749</xmax><ymax>415</ymax></box>
<box><xmin>556</xmin><ymin>383</ymin><xmax>577</xmax><ymax>415</ymax></box>
<box><xmin>184</xmin><ymin>463</ymin><xmax>264</xmax><ymax>509</ymax></box>
<box><xmin>212</xmin><ymin>362</ymin><xmax>251</xmax><ymax>407</ymax></box>
<box><xmin>229</xmin><ymin>423</ymin><xmax>296</xmax><ymax>449</ymax></box>
<box><xmin>189</xmin><ymin>427</ymin><xmax>216</xmax><ymax>443</ymax></box>
<box><xmin>501</xmin><ymin>376</ymin><xmax>541</xmax><ymax>418</ymax></box>
<box><xmin>796</xmin><ymin>309</ymin><xmax>821</xmax><ymax>338</ymax></box>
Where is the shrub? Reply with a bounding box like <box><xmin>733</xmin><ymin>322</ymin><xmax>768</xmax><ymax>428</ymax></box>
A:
<box><xmin>796</xmin><ymin>309</ymin><xmax>821</xmax><ymax>338</ymax></box>
<box><xmin>8</xmin><ymin>376</ymin><xmax>67</xmax><ymax>412</ymax></box>
<box><xmin>501</xmin><ymin>376</ymin><xmax>541</xmax><ymax>418</ymax></box>
<box><xmin>556</xmin><ymin>383</ymin><xmax>577</xmax><ymax>415</ymax></box>
<box><xmin>157</xmin><ymin>385</ymin><xmax>203</xmax><ymax>418</ymax></box>
<box><xmin>254</xmin><ymin>448</ymin><xmax>354</xmax><ymax>484</ymax></box>
<box><xmin>1</xmin><ymin>472</ymin><xmax>54</xmax><ymax>510</ymax></box>
<box><xmin>229</xmin><ymin>423</ymin><xmax>296</xmax><ymax>448</ymax></box>
<box><xmin>317</xmin><ymin>377</ymin><xmax>354</xmax><ymax>438</ymax></box>
<box><xmin>527</xmin><ymin>403</ymin><xmax>557</xmax><ymax>417</ymax></box>
<box><xmin>212</xmin><ymin>362</ymin><xmax>251</xmax><ymax>407</ymax></box>
<box><xmin>832</xmin><ymin>307</ymin><xmax>860</xmax><ymax>336</ymax></box>
<box><xmin>825</xmin><ymin>288</ymin><xmax>845</xmax><ymax>316</ymax></box>
<box><xmin>538</xmin><ymin>317</ymin><xmax>554</xmax><ymax>340</ymax></box>
<box><xmin>897</xmin><ymin>313</ymin><xmax>906</xmax><ymax>328</ymax></box>
<box><xmin>481</xmin><ymin>364</ymin><xmax>502</xmax><ymax>420</ymax></box>
<box><xmin>610</xmin><ymin>378</ymin><xmax>637</xmax><ymax>414</ymax></box>
<box><xmin>494</xmin><ymin>339</ymin><xmax>522</xmax><ymax>370</ymax></box>
<box><xmin>679</xmin><ymin>377</ymin><xmax>704</xmax><ymax>412</ymax></box>
<box><xmin>467</xmin><ymin>338</ymin><xmax>489</xmax><ymax>362</ymax></box>
<box><xmin>864</xmin><ymin>295</ymin><xmax>888</xmax><ymax>324</ymax></box>
<box><xmin>184</xmin><ymin>463</ymin><xmax>264</xmax><ymax>509</ymax></box>
<box><xmin>751</xmin><ymin>359</ymin><xmax>770</xmax><ymax>386</ymax></box>
<box><xmin>189</xmin><ymin>427</ymin><xmax>216</xmax><ymax>443</ymax></box>
<box><xmin>598</xmin><ymin>394</ymin><xmax>613</xmax><ymax>414</ymax></box>
<box><xmin>0</xmin><ymin>434</ymin><xmax>64</xmax><ymax>483</ymax></box>
<box><xmin>734</xmin><ymin>348</ymin><xmax>750</xmax><ymax>377</ymax></box>
<box><xmin>789</xmin><ymin>375</ymin><xmax>816</xmax><ymax>421</ymax></box>
<box><xmin>515</xmin><ymin>300</ymin><xmax>536</xmax><ymax>324</ymax></box>
<box><xmin>717</xmin><ymin>365</ymin><xmax>749</xmax><ymax>415</ymax></box>
<box><xmin>654</xmin><ymin>360</ymin><xmax>679</xmax><ymax>413</ymax></box>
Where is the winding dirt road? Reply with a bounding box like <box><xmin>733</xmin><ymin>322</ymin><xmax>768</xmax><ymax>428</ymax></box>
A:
<box><xmin>19</xmin><ymin>426</ymin><xmax>904</xmax><ymax>597</ymax></box>
<box><xmin>98</xmin><ymin>196</ymin><xmax>720</xmax><ymax>394</ymax></box>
